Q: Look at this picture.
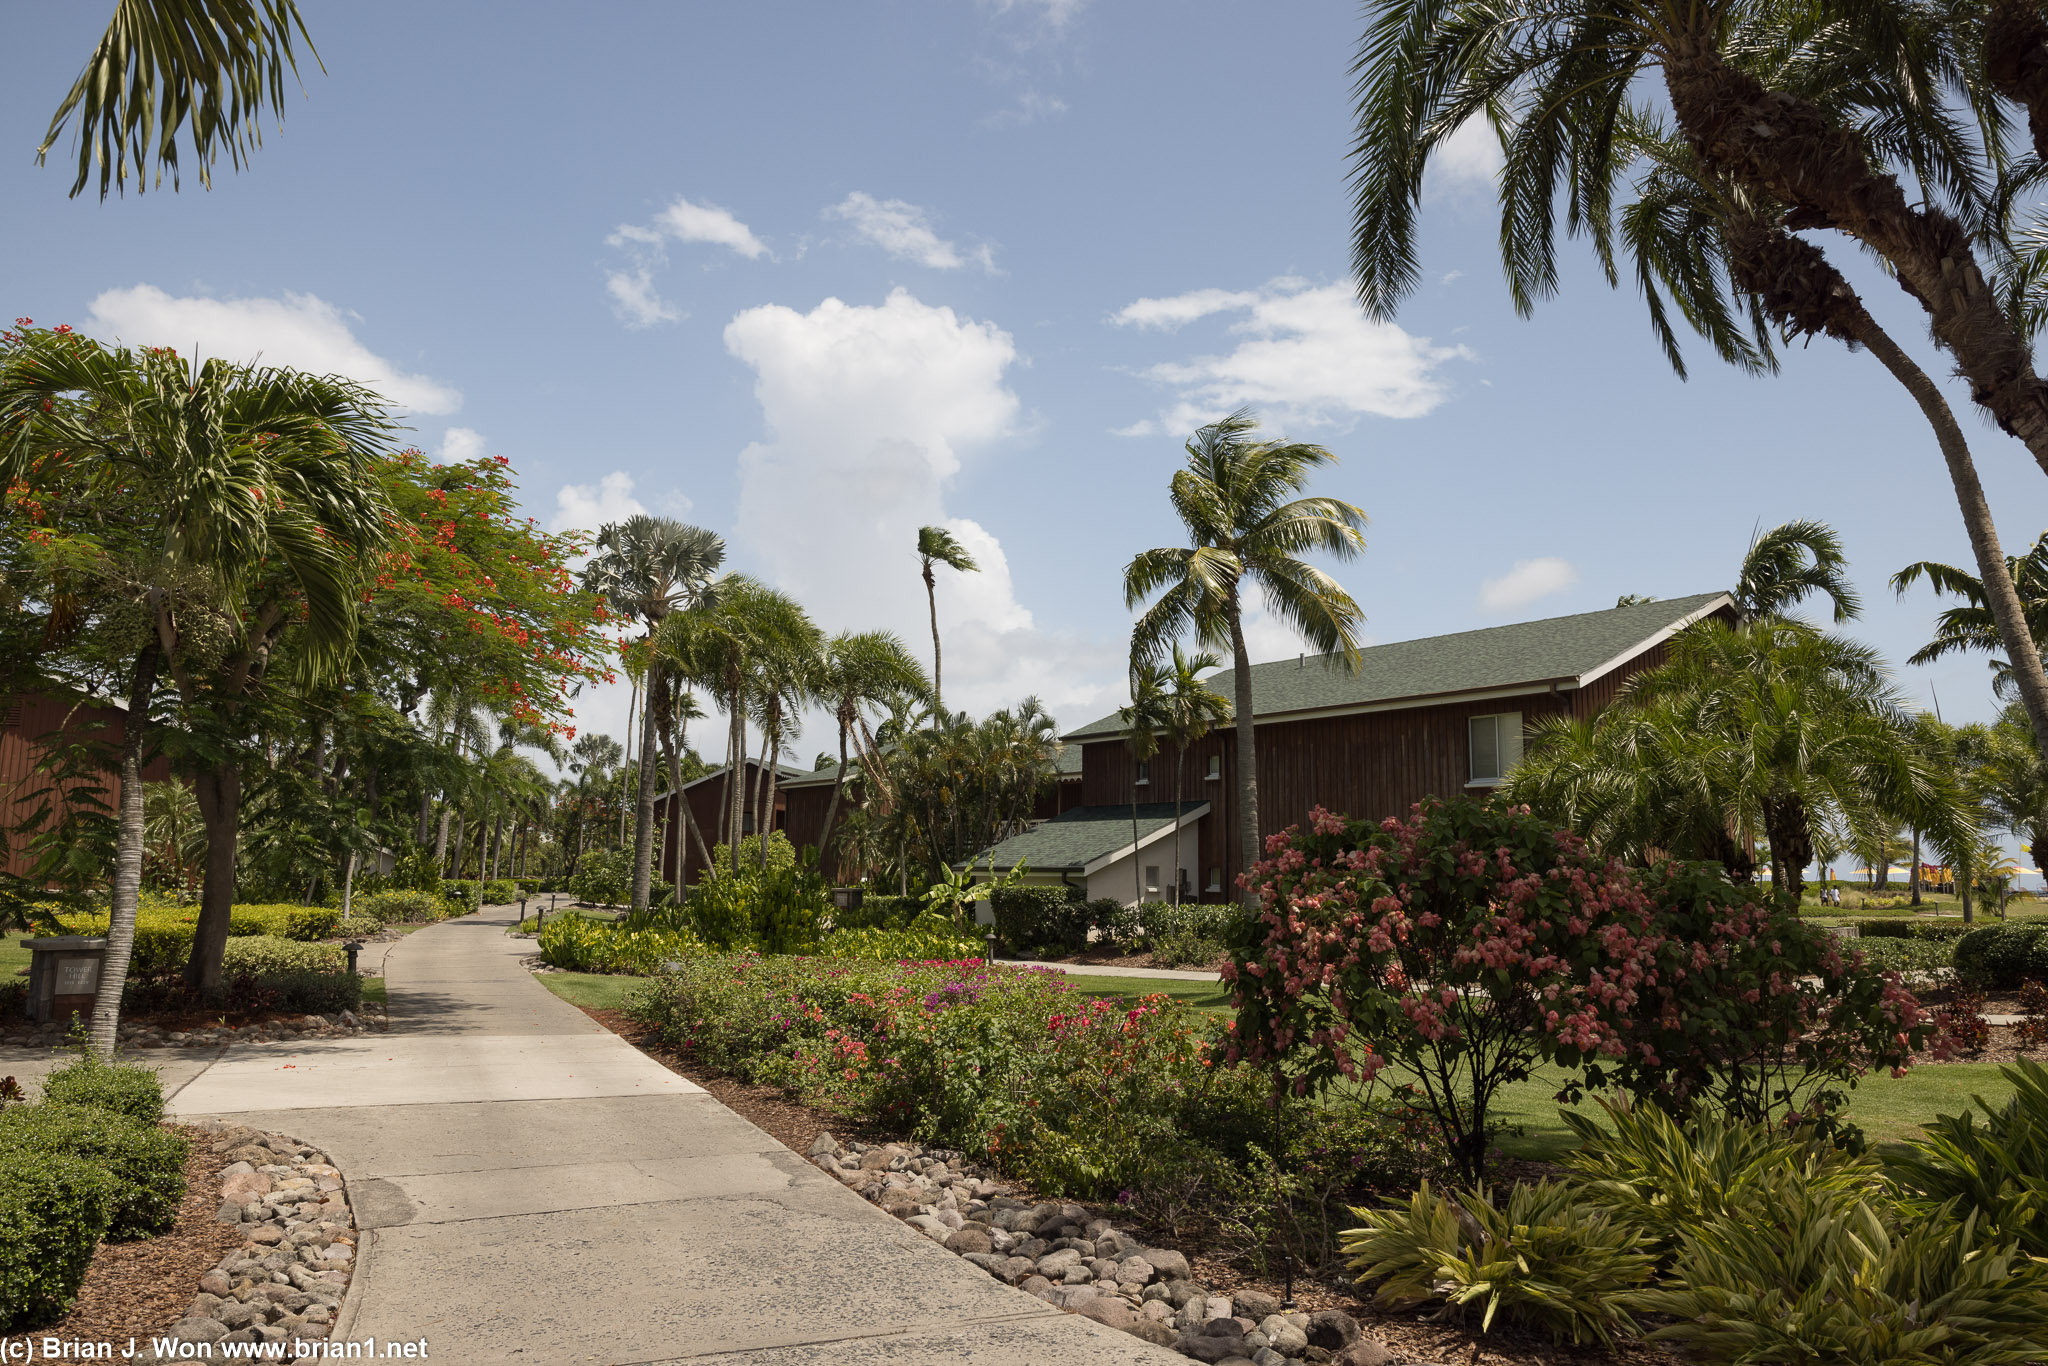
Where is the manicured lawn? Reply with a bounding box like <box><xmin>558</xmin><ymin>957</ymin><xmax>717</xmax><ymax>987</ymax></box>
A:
<box><xmin>536</xmin><ymin>971</ymin><xmax>641</xmax><ymax>1011</ymax></box>
<box><xmin>1486</xmin><ymin>1059</ymin><xmax>2022</xmax><ymax>1162</ymax></box>
<box><xmin>1065</xmin><ymin>973</ymin><xmax>1233</xmax><ymax>1013</ymax></box>
<box><xmin>0</xmin><ymin>936</ymin><xmax>30</xmax><ymax>983</ymax></box>
<box><xmin>360</xmin><ymin>976</ymin><xmax>387</xmax><ymax>1007</ymax></box>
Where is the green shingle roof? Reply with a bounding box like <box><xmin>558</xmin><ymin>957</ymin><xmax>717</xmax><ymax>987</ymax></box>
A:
<box><xmin>952</xmin><ymin>802</ymin><xmax>1208</xmax><ymax>873</ymax></box>
<box><xmin>1066</xmin><ymin>592</ymin><xmax>1730</xmax><ymax>739</ymax></box>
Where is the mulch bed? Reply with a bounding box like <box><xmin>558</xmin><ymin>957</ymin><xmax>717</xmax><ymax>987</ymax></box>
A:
<box><xmin>1</xmin><ymin>1127</ymin><xmax>242</xmax><ymax>1359</ymax></box>
<box><xmin>575</xmin><ymin>1004</ymin><xmax>1682</xmax><ymax>1366</ymax></box>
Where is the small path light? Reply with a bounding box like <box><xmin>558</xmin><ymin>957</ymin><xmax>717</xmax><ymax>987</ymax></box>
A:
<box><xmin>344</xmin><ymin>941</ymin><xmax>364</xmax><ymax>977</ymax></box>
<box><xmin>985</xmin><ymin>929</ymin><xmax>997</xmax><ymax>966</ymax></box>
<box><xmin>519</xmin><ymin>895</ymin><xmax>528</xmax><ymax>926</ymax></box>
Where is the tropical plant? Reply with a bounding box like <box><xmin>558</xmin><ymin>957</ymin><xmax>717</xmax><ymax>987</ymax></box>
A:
<box><xmin>1734</xmin><ymin>520</ymin><xmax>1860</xmax><ymax>623</ymax></box>
<box><xmin>1895</xmin><ymin>532</ymin><xmax>2048</xmax><ymax>745</ymax></box>
<box><xmin>1883</xmin><ymin>1058</ymin><xmax>2048</xmax><ymax>1258</ymax></box>
<box><xmin>0</xmin><ymin>324</ymin><xmax>393</xmax><ymax>1042</ymax></box>
<box><xmin>1157</xmin><ymin>644</ymin><xmax>1229</xmax><ymax>906</ymax></box>
<box><xmin>814</xmin><ymin>630</ymin><xmax>928</xmax><ymax>869</ymax></box>
<box><xmin>579</xmin><ymin>515</ymin><xmax>724</xmax><ymax>911</ymax></box>
<box><xmin>1125</xmin><ymin>410</ymin><xmax>1368</xmax><ymax>903</ymax></box>
<box><xmin>1118</xmin><ymin>660</ymin><xmax>1167</xmax><ymax>906</ymax></box>
<box><xmin>39</xmin><ymin>0</ymin><xmax>317</xmax><ymax>199</ymax></box>
<box><xmin>915</xmin><ymin>525</ymin><xmax>978</xmax><ymax>726</ymax></box>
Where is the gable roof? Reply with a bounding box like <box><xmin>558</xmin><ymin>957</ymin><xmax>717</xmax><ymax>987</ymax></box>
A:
<box><xmin>779</xmin><ymin>739</ymin><xmax>1083</xmax><ymax>790</ymax></box>
<box><xmin>672</xmin><ymin>757</ymin><xmax>808</xmax><ymax>793</ymax></box>
<box><xmin>951</xmin><ymin>802</ymin><xmax>1209</xmax><ymax>874</ymax></box>
<box><xmin>1065</xmin><ymin>591</ymin><xmax>1731</xmax><ymax>740</ymax></box>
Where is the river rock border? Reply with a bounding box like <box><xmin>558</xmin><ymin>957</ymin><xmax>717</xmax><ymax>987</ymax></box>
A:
<box><xmin>809</xmin><ymin>1135</ymin><xmax>1405</xmax><ymax>1366</ymax></box>
<box><xmin>136</xmin><ymin>1120</ymin><xmax>357</xmax><ymax>1363</ymax></box>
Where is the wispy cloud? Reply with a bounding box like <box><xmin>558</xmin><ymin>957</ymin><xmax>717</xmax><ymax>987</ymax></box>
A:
<box><xmin>826</xmin><ymin>192</ymin><xmax>998</xmax><ymax>272</ymax></box>
<box><xmin>602</xmin><ymin>193</ymin><xmax>769</xmax><ymax>328</ymax></box>
<box><xmin>1112</xmin><ymin>277</ymin><xmax>1472</xmax><ymax>431</ymax></box>
<box><xmin>1478</xmin><ymin>557</ymin><xmax>1578</xmax><ymax>613</ymax></box>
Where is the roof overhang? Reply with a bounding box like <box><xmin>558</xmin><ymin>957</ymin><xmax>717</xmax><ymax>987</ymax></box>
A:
<box><xmin>1575</xmin><ymin>591</ymin><xmax>1734</xmax><ymax>690</ymax></box>
<box><xmin>1081</xmin><ymin>801</ymin><xmax>1210</xmax><ymax>876</ymax></box>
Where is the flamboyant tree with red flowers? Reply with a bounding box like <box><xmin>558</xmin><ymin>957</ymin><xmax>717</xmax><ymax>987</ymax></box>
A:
<box><xmin>1225</xmin><ymin>798</ymin><xmax>1933</xmax><ymax>1180</ymax></box>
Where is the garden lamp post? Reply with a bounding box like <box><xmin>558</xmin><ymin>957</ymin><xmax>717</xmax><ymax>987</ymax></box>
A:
<box><xmin>985</xmin><ymin>929</ymin><xmax>997</xmax><ymax>966</ymax></box>
<box><xmin>344</xmin><ymin>941</ymin><xmax>364</xmax><ymax>977</ymax></box>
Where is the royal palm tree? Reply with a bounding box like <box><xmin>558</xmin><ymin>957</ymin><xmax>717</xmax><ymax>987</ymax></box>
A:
<box><xmin>39</xmin><ymin>0</ymin><xmax>317</xmax><ymax>199</ymax></box>
<box><xmin>1159</xmin><ymin>645</ymin><xmax>1230</xmax><ymax>904</ymax></box>
<box><xmin>816</xmin><ymin>631</ymin><xmax>928</xmax><ymax>868</ymax></box>
<box><xmin>580</xmin><ymin>515</ymin><xmax>724</xmax><ymax>911</ymax></box>
<box><xmin>1124</xmin><ymin>410</ymin><xmax>1368</xmax><ymax>905</ymax></box>
<box><xmin>1119</xmin><ymin>662</ymin><xmax>1168</xmax><ymax>906</ymax></box>
<box><xmin>916</xmin><ymin>525</ymin><xmax>977</xmax><ymax>726</ymax></box>
<box><xmin>0</xmin><ymin>325</ymin><xmax>392</xmax><ymax>1027</ymax></box>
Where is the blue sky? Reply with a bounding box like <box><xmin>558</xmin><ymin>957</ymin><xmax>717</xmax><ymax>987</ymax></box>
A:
<box><xmin>5</xmin><ymin>0</ymin><xmax>2043</xmax><ymax>806</ymax></box>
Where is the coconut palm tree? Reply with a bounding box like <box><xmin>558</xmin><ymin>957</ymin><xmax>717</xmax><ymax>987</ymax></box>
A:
<box><xmin>1158</xmin><ymin>645</ymin><xmax>1230</xmax><ymax>904</ymax></box>
<box><xmin>1976</xmin><ymin>705</ymin><xmax>2048</xmax><ymax>878</ymax></box>
<box><xmin>816</xmin><ymin>631</ymin><xmax>929</xmax><ymax>869</ymax></box>
<box><xmin>580</xmin><ymin>515</ymin><xmax>724</xmax><ymax>911</ymax></box>
<box><xmin>0</xmin><ymin>325</ymin><xmax>392</xmax><ymax>1027</ymax></box>
<box><xmin>1124</xmin><ymin>410</ymin><xmax>1368</xmax><ymax>905</ymax></box>
<box><xmin>1894</xmin><ymin>534</ymin><xmax>2048</xmax><ymax>704</ymax></box>
<box><xmin>39</xmin><ymin>0</ymin><xmax>317</xmax><ymax>199</ymax></box>
<box><xmin>916</xmin><ymin>525</ymin><xmax>978</xmax><ymax>726</ymax></box>
<box><xmin>1119</xmin><ymin>662</ymin><xmax>1168</xmax><ymax>906</ymax></box>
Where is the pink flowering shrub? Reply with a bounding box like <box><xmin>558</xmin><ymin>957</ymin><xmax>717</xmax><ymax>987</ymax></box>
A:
<box><xmin>1226</xmin><ymin>799</ymin><xmax>1931</xmax><ymax>1179</ymax></box>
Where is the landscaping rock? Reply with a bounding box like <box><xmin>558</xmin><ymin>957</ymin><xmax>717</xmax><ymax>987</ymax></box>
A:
<box><xmin>1073</xmin><ymin>1296</ymin><xmax>1136</xmax><ymax>1329</ymax></box>
<box><xmin>1332</xmin><ymin>1339</ymin><xmax>1394</xmax><ymax>1366</ymax></box>
<box><xmin>808</xmin><ymin>1132</ymin><xmax>838</xmax><ymax>1156</ymax></box>
<box><xmin>1121</xmin><ymin>1319</ymin><xmax>1179</xmax><ymax>1347</ymax></box>
<box><xmin>1307</xmin><ymin>1310</ymin><xmax>1363</xmax><ymax>1350</ymax></box>
<box><xmin>1258</xmin><ymin>1314</ymin><xmax>1310</xmax><ymax>1355</ymax></box>
<box><xmin>1234</xmin><ymin>1288</ymin><xmax>1281</xmax><ymax>1320</ymax></box>
<box><xmin>1144</xmin><ymin>1247</ymin><xmax>1191</xmax><ymax>1281</ymax></box>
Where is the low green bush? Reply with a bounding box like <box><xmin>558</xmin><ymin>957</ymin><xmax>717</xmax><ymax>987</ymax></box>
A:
<box><xmin>1342</xmin><ymin>1180</ymin><xmax>1653</xmax><ymax>1346</ymax></box>
<box><xmin>536</xmin><ymin>914</ymin><xmax>708</xmax><ymax>974</ymax></box>
<box><xmin>222</xmin><ymin>937</ymin><xmax>346</xmax><ymax>975</ymax></box>
<box><xmin>816</xmin><ymin>921</ymin><xmax>986</xmax><ymax>961</ymax></box>
<box><xmin>0</xmin><ymin>1103</ymin><xmax>186</xmax><ymax>1240</ymax></box>
<box><xmin>439</xmin><ymin>880</ymin><xmax>482</xmax><ymax>916</ymax></box>
<box><xmin>248</xmin><ymin>968</ymin><xmax>363</xmax><ymax>1014</ymax></box>
<box><xmin>283</xmin><ymin>906</ymin><xmax>342</xmax><ymax>941</ymax></box>
<box><xmin>1846</xmin><ymin>919</ymin><xmax>1973</xmax><ymax>941</ymax></box>
<box><xmin>569</xmin><ymin>851</ymin><xmax>630</xmax><ymax>907</ymax></box>
<box><xmin>1954</xmin><ymin>924</ymin><xmax>2048</xmax><ymax>989</ymax></box>
<box><xmin>0</xmin><ymin>1148</ymin><xmax>112</xmax><ymax>1330</ymax></box>
<box><xmin>37</xmin><ymin>1049</ymin><xmax>164</xmax><ymax>1123</ymax></box>
<box><xmin>482</xmin><ymin>879</ymin><xmax>519</xmax><ymax>904</ymax></box>
<box><xmin>829</xmin><ymin>893</ymin><xmax>923</xmax><ymax>931</ymax></box>
<box><xmin>989</xmin><ymin>884</ymin><xmax>1086</xmax><ymax>951</ymax></box>
<box><xmin>355</xmin><ymin>889</ymin><xmax>436</xmax><ymax>924</ymax></box>
<box><xmin>1851</xmin><ymin>936</ymin><xmax>1956</xmax><ymax>975</ymax></box>
<box><xmin>1883</xmin><ymin>1058</ymin><xmax>2048</xmax><ymax>1256</ymax></box>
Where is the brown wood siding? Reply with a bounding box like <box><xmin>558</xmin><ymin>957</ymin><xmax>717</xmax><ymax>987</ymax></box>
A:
<box><xmin>657</xmin><ymin>762</ymin><xmax>789</xmax><ymax>885</ymax></box>
<box><xmin>1</xmin><ymin>691</ymin><xmax>173</xmax><ymax>878</ymax></box>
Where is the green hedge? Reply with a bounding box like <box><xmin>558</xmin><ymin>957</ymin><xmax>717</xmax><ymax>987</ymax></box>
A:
<box><xmin>483</xmin><ymin>879</ymin><xmax>519</xmax><ymax>904</ymax></box>
<box><xmin>1845</xmin><ymin>919</ymin><xmax>1974</xmax><ymax>941</ymax></box>
<box><xmin>0</xmin><ymin>1149</ymin><xmax>112</xmax><ymax>1330</ymax></box>
<box><xmin>990</xmin><ymin>885</ymin><xmax>1087</xmax><ymax>951</ymax></box>
<box><xmin>1955</xmin><ymin>924</ymin><xmax>2048</xmax><ymax>989</ymax></box>
<box><xmin>816</xmin><ymin>922</ymin><xmax>987</xmax><ymax>961</ymax></box>
<box><xmin>39</xmin><ymin>1051</ymin><xmax>164</xmax><ymax>1123</ymax></box>
<box><xmin>355</xmin><ymin>889</ymin><xmax>437</xmax><ymax>924</ymax></box>
<box><xmin>0</xmin><ymin>1104</ymin><xmax>186</xmax><ymax>1240</ymax></box>
<box><xmin>830</xmin><ymin>894</ymin><xmax>924</xmax><ymax>931</ymax></box>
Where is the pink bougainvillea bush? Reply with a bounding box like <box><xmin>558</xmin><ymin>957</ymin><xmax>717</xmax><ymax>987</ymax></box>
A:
<box><xmin>1224</xmin><ymin>798</ymin><xmax>1933</xmax><ymax>1179</ymax></box>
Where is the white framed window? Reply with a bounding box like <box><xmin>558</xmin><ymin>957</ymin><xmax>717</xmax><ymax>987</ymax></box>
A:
<box><xmin>1144</xmin><ymin>865</ymin><xmax>1160</xmax><ymax>895</ymax></box>
<box><xmin>1467</xmin><ymin>712</ymin><xmax>1524</xmax><ymax>786</ymax></box>
<box><xmin>1135</xmin><ymin>760</ymin><xmax>1150</xmax><ymax>786</ymax></box>
<box><xmin>1205</xmin><ymin>754</ymin><xmax>1222</xmax><ymax>780</ymax></box>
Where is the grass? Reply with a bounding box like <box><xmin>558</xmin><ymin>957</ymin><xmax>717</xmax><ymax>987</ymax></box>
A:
<box><xmin>1063</xmin><ymin>973</ymin><xmax>1233</xmax><ymax>1013</ymax></box>
<box><xmin>536</xmin><ymin>971</ymin><xmax>641</xmax><ymax>1011</ymax></box>
<box><xmin>360</xmin><ymin>976</ymin><xmax>386</xmax><ymax>1007</ymax></box>
<box><xmin>0</xmin><ymin>936</ymin><xmax>29</xmax><ymax>982</ymax></box>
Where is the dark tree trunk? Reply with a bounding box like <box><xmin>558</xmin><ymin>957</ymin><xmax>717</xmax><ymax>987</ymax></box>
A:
<box><xmin>631</xmin><ymin>659</ymin><xmax>662</xmax><ymax>912</ymax></box>
<box><xmin>1228</xmin><ymin>594</ymin><xmax>1260</xmax><ymax>909</ymax></box>
<box><xmin>818</xmin><ymin>715</ymin><xmax>852</xmax><ymax>880</ymax></box>
<box><xmin>188</xmin><ymin>765</ymin><xmax>243</xmax><ymax>991</ymax></box>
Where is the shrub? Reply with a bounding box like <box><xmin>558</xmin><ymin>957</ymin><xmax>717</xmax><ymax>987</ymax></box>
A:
<box><xmin>1229</xmin><ymin>801</ymin><xmax>1930</xmax><ymax>1179</ymax></box>
<box><xmin>0</xmin><ymin>1103</ymin><xmax>187</xmax><ymax>1239</ymax></box>
<box><xmin>1088</xmin><ymin>898</ymin><xmax>1137</xmax><ymax>949</ymax></box>
<box><xmin>38</xmin><ymin>1049</ymin><xmax>164</xmax><ymax>1123</ymax></box>
<box><xmin>1340</xmin><ymin>1180</ymin><xmax>1653</xmax><ymax>1345</ymax></box>
<box><xmin>2021</xmin><ymin>980</ymin><xmax>2048</xmax><ymax>1015</ymax></box>
<box><xmin>249</xmin><ymin>969</ymin><xmax>362</xmax><ymax>1014</ymax></box>
<box><xmin>1851</xmin><ymin>935</ymin><xmax>1955</xmax><ymax>975</ymax></box>
<box><xmin>355</xmin><ymin>889</ymin><xmax>435</xmax><ymax>924</ymax></box>
<box><xmin>1135</xmin><ymin>899</ymin><xmax>1232</xmax><ymax>946</ymax></box>
<box><xmin>283</xmin><ymin>907</ymin><xmax>341</xmax><ymax>941</ymax></box>
<box><xmin>1847</xmin><ymin>919</ymin><xmax>1974</xmax><ymax>941</ymax></box>
<box><xmin>222</xmin><ymin>937</ymin><xmax>346</xmax><ymax>975</ymax></box>
<box><xmin>439</xmin><ymin>880</ymin><xmax>482</xmax><ymax>916</ymax></box>
<box><xmin>1955</xmin><ymin>924</ymin><xmax>2048</xmax><ymax>989</ymax></box>
<box><xmin>0</xmin><ymin>1148</ymin><xmax>112</xmax><ymax>1330</ymax></box>
<box><xmin>535</xmin><ymin>914</ymin><xmax>708</xmax><ymax>975</ymax></box>
<box><xmin>816</xmin><ymin>922</ymin><xmax>986</xmax><ymax>961</ymax></box>
<box><xmin>483</xmin><ymin>879</ymin><xmax>519</xmax><ymax>904</ymax></box>
<box><xmin>1882</xmin><ymin>1058</ymin><xmax>2048</xmax><ymax>1256</ymax></box>
<box><xmin>569</xmin><ymin>851</ymin><xmax>630</xmax><ymax>907</ymax></box>
<box><xmin>989</xmin><ymin>884</ymin><xmax>1085</xmax><ymax>952</ymax></box>
<box><xmin>830</xmin><ymin>893</ymin><xmax>923</xmax><ymax>931</ymax></box>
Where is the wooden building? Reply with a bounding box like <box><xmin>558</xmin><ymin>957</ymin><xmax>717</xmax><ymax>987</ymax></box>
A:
<box><xmin>1</xmin><ymin>689</ymin><xmax>172</xmax><ymax>879</ymax></box>
<box><xmin>654</xmin><ymin>757</ymin><xmax>808</xmax><ymax>886</ymax></box>
<box><xmin>964</xmin><ymin>592</ymin><xmax>1734</xmax><ymax>904</ymax></box>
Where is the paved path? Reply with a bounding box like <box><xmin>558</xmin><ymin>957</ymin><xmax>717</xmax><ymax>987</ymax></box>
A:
<box><xmin>8</xmin><ymin>909</ymin><xmax>1180</xmax><ymax>1365</ymax></box>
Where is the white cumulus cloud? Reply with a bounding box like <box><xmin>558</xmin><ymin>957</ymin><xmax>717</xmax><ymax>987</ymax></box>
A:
<box><xmin>723</xmin><ymin>289</ymin><xmax>1114</xmax><ymax>717</ymax></box>
<box><xmin>1478</xmin><ymin>557</ymin><xmax>1579</xmax><ymax>613</ymax></box>
<box><xmin>826</xmin><ymin>193</ymin><xmax>997</xmax><ymax>272</ymax></box>
<box><xmin>551</xmin><ymin>471</ymin><xmax>648</xmax><ymax>536</ymax></box>
<box><xmin>437</xmin><ymin>427</ymin><xmax>488</xmax><ymax>462</ymax></box>
<box><xmin>85</xmin><ymin>285</ymin><xmax>462</xmax><ymax>414</ymax></box>
<box><xmin>1429</xmin><ymin>118</ymin><xmax>1504</xmax><ymax>194</ymax></box>
<box><xmin>1114</xmin><ymin>278</ymin><xmax>1472</xmax><ymax>431</ymax></box>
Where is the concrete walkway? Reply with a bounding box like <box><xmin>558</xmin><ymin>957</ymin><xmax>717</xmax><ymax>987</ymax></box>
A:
<box><xmin>7</xmin><ymin>909</ymin><xmax>1181</xmax><ymax>1365</ymax></box>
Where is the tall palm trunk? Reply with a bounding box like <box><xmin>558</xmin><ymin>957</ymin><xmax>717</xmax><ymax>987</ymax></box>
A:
<box><xmin>415</xmin><ymin>789</ymin><xmax>433</xmax><ymax>847</ymax></box>
<box><xmin>661</xmin><ymin>715</ymin><xmax>715</xmax><ymax>883</ymax></box>
<box><xmin>728</xmin><ymin>684</ymin><xmax>747</xmax><ymax>878</ymax></box>
<box><xmin>1227</xmin><ymin>596</ymin><xmax>1260</xmax><ymax>910</ymax></box>
<box><xmin>91</xmin><ymin>642</ymin><xmax>159</xmax><ymax>1056</ymax></box>
<box><xmin>1841</xmin><ymin>305</ymin><xmax>2048</xmax><ymax>751</ymax></box>
<box><xmin>434</xmin><ymin>805</ymin><xmax>452</xmax><ymax>872</ymax></box>
<box><xmin>820</xmin><ymin>713</ymin><xmax>852</xmax><ymax>880</ymax></box>
<box><xmin>1132</xmin><ymin>778</ymin><xmax>1144</xmax><ymax>907</ymax></box>
<box><xmin>187</xmin><ymin>765</ymin><xmax>242</xmax><ymax>990</ymax></box>
<box><xmin>924</xmin><ymin>562</ymin><xmax>943</xmax><ymax>728</ymax></box>
<box><xmin>760</xmin><ymin>707</ymin><xmax>784</xmax><ymax>872</ymax></box>
<box><xmin>1172</xmin><ymin>745</ymin><xmax>1186</xmax><ymax>906</ymax></box>
<box><xmin>630</xmin><ymin>659</ymin><xmax>663</xmax><ymax>912</ymax></box>
<box><xmin>619</xmin><ymin>678</ymin><xmax>638</xmax><ymax>850</ymax></box>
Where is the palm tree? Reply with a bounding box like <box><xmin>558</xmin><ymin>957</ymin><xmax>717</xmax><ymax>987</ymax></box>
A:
<box><xmin>647</xmin><ymin>670</ymin><xmax>712</xmax><ymax>882</ymax></box>
<box><xmin>39</xmin><ymin>0</ymin><xmax>317</xmax><ymax>199</ymax></box>
<box><xmin>1894</xmin><ymin>533</ymin><xmax>2048</xmax><ymax>720</ymax></box>
<box><xmin>1349</xmin><ymin>19</ymin><xmax>2048</xmax><ymax>755</ymax></box>
<box><xmin>0</xmin><ymin>326</ymin><xmax>392</xmax><ymax>1024</ymax></box>
<box><xmin>816</xmin><ymin>631</ymin><xmax>928</xmax><ymax>870</ymax></box>
<box><xmin>1735</xmin><ymin>521</ymin><xmax>1860</xmax><ymax>623</ymax></box>
<box><xmin>916</xmin><ymin>525</ymin><xmax>978</xmax><ymax>725</ymax></box>
<box><xmin>1348</xmin><ymin>0</ymin><xmax>2048</xmax><ymax>480</ymax></box>
<box><xmin>1119</xmin><ymin>662</ymin><xmax>1168</xmax><ymax>906</ymax></box>
<box><xmin>580</xmin><ymin>515</ymin><xmax>724</xmax><ymax>911</ymax></box>
<box><xmin>1124</xmin><ymin>410</ymin><xmax>1368</xmax><ymax>905</ymax></box>
<box><xmin>1159</xmin><ymin>645</ymin><xmax>1230</xmax><ymax>904</ymax></box>
<box><xmin>655</xmin><ymin>577</ymin><xmax>819</xmax><ymax>878</ymax></box>
<box><xmin>1976</xmin><ymin>705</ymin><xmax>2048</xmax><ymax>879</ymax></box>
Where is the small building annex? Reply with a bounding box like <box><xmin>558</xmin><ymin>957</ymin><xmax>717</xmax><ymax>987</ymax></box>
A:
<box><xmin>958</xmin><ymin>591</ymin><xmax>1734</xmax><ymax>905</ymax></box>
